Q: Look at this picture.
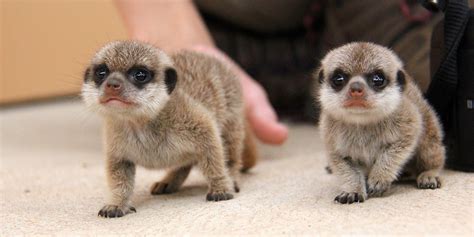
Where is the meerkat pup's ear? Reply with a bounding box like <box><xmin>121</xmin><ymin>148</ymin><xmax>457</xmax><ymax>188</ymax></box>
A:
<box><xmin>318</xmin><ymin>69</ymin><xmax>325</xmax><ymax>84</ymax></box>
<box><xmin>396</xmin><ymin>70</ymin><xmax>406</xmax><ymax>91</ymax></box>
<box><xmin>312</xmin><ymin>67</ymin><xmax>325</xmax><ymax>100</ymax></box>
<box><xmin>84</xmin><ymin>67</ymin><xmax>91</xmax><ymax>82</ymax></box>
<box><xmin>164</xmin><ymin>67</ymin><xmax>177</xmax><ymax>94</ymax></box>
<box><xmin>313</xmin><ymin>65</ymin><xmax>324</xmax><ymax>84</ymax></box>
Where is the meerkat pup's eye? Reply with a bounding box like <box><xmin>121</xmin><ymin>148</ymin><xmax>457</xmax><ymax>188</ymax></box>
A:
<box><xmin>330</xmin><ymin>72</ymin><xmax>347</xmax><ymax>89</ymax></box>
<box><xmin>129</xmin><ymin>67</ymin><xmax>153</xmax><ymax>84</ymax></box>
<box><xmin>94</xmin><ymin>64</ymin><xmax>109</xmax><ymax>84</ymax></box>
<box><xmin>369</xmin><ymin>72</ymin><xmax>387</xmax><ymax>89</ymax></box>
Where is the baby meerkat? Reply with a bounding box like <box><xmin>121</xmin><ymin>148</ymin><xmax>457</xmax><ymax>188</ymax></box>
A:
<box><xmin>82</xmin><ymin>41</ymin><xmax>257</xmax><ymax>218</ymax></box>
<box><xmin>315</xmin><ymin>42</ymin><xmax>445</xmax><ymax>204</ymax></box>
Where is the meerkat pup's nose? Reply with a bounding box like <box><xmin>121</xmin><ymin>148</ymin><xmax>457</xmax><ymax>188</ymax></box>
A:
<box><xmin>349</xmin><ymin>81</ymin><xmax>364</xmax><ymax>97</ymax></box>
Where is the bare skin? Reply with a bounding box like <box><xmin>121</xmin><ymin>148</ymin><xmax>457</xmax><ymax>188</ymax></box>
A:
<box><xmin>115</xmin><ymin>0</ymin><xmax>288</xmax><ymax>144</ymax></box>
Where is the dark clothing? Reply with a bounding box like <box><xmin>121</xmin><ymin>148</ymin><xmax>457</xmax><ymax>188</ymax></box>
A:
<box><xmin>196</xmin><ymin>0</ymin><xmax>439</xmax><ymax>121</ymax></box>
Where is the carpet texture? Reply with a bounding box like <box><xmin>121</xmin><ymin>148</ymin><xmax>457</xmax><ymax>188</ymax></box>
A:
<box><xmin>1</xmin><ymin>100</ymin><xmax>473</xmax><ymax>235</ymax></box>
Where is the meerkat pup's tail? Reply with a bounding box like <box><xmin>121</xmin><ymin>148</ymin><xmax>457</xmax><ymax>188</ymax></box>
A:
<box><xmin>241</xmin><ymin>121</ymin><xmax>258</xmax><ymax>172</ymax></box>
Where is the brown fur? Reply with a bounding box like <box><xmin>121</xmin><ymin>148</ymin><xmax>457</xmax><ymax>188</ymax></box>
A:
<box><xmin>315</xmin><ymin>42</ymin><xmax>445</xmax><ymax>204</ymax></box>
<box><xmin>241</xmin><ymin>121</ymin><xmax>258</xmax><ymax>172</ymax></box>
<box><xmin>82</xmin><ymin>41</ymin><xmax>258</xmax><ymax>218</ymax></box>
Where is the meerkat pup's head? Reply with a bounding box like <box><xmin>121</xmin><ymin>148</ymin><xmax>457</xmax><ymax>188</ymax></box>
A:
<box><xmin>82</xmin><ymin>41</ymin><xmax>177</xmax><ymax>120</ymax></box>
<box><xmin>316</xmin><ymin>42</ymin><xmax>407</xmax><ymax>124</ymax></box>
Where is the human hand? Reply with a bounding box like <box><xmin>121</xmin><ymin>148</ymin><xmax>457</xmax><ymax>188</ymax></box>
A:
<box><xmin>191</xmin><ymin>45</ymin><xmax>288</xmax><ymax>145</ymax></box>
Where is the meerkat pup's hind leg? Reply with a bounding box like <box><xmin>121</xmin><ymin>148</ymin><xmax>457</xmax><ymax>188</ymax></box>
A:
<box><xmin>200</xmin><ymin>148</ymin><xmax>234</xmax><ymax>201</ymax></box>
<box><xmin>415</xmin><ymin>115</ymin><xmax>445</xmax><ymax>189</ymax></box>
<box><xmin>415</xmin><ymin>146</ymin><xmax>444</xmax><ymax>189</ymax></box>
<box><xmin>221</xmin><ymin>119</ymin><xmax>245</xmax><ymax>193</ymax></box>
<box><xmin>241</xmin><ymin>121</ymin><xmax>258</xmax><ymax>173</ymax></box>
<box><xmin>150</xmin><ymin>165</ymin><xmax>193</xmax><ymax>195</ymax></box>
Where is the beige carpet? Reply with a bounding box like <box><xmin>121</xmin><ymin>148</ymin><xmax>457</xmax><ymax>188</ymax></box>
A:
<box><xmin>0</xmin><ymin>100</ymin><xmax>473</xmax><ymax>235</ymax></box>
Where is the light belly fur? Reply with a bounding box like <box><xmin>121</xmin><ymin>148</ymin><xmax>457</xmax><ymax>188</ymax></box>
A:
<box><xmin>113</xmin><ymin>127</ymin><xmax>196</xmax><ymax>169</ymax></box>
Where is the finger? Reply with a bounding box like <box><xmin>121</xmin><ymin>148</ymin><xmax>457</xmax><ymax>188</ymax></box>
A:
<box><xmin>249</xmin><ymin>106</ymin><xmax>288</xmax><ymax>144</ymax></box>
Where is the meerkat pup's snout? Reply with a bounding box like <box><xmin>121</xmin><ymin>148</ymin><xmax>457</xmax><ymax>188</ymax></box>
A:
<box><xmin>82</xmin><ymin>41</ymin><xmax>258</xmax><ymax>218</ymax></box>
<box><xmin>314</xmin><ymin>42</ymin><xmax>445</xmax><ymax>204</ymax></box>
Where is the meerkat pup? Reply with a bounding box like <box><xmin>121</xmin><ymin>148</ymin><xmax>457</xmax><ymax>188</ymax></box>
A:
<box><xmin>82</xmin><ymin>41</ymin><xmax>257</xmax><ymax>218</ymax></box>
<box><xmin>315</xmin><ymin>42</ymin><xmax>445</xmax><ymax>204</ymax></box>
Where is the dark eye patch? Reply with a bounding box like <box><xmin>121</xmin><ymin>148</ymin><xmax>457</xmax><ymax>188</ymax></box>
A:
<box><xmin>366</xmin><ymin>70</ymin><xmax>388</xmax><ymax>92</ymax></box>
<box><xmin>127</xmin><ymin>66</ymin><xmax>155</xmax><ymax>89</ymax></box>
<box><xmin>93</xmin><ymin>64</ymin><xmax>109</xmax><ymax>86</ymax></box>
<box><xmin>329</xmin><ymin>68</ymin><xmax>349</xmax><ymax>91</ymax></box>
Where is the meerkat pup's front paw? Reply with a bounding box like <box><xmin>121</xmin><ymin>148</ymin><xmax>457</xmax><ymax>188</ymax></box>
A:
<box><xmin>98</xmin><ymin>205</ymin><xmax>136</xmax><ymax>218</ymax></box>
<box><xmin>367</xmin><ymin>179</ymin><xmax>392</xmax><ymax>197</ymax></box>
<box><xmin>417</xmin><ymin>171</ymin><xmax>442</xmax><ymax>189</ymax></box>
<box><xmin>206</xmin><ymin>190</ymin><xmax>234</xmax><ymax>202</ymax></box>
<box><xmin>334</xmin><ymin>191</ymin><xmax>367</xmax><ymax>204</ymax></box>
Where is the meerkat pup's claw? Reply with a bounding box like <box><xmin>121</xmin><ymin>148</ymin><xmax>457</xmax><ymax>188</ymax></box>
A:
<box><xmin>150</xmin><ymin>182</ymin><xmax>171</xmax><ymax>195</ymax></box>
<box><xmin>150</xmin><ymin>165</ymin><xmax>193</xmax><ymax>195</ymax></box>
<box><xmin>314</xmin><ymin>42</ymin><xmax>446</xmax><ymax>203</ymax></box>
<box><xmin>83</xmin><ymin>41</ymin><xmax>258</xmax><ymax>217</ymax></box>
<box><xmin>233</xmin><ymin>181</ymin><xmax>240</xmax><ymax>193</ymax></box>
<box><xmin>206</xmin><ymin>192</ymin><xmax>234</xmax><ymax>202</ymax></box>
<box><xmin>98</xmin><ymin>205</ymin><xmax>136</xmax><ymax>218</ymax></box>
<box><xmin>367</xmin><ymin>180</ymin><xmax>391</xmax><ymax>197</ymax></box>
